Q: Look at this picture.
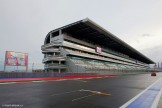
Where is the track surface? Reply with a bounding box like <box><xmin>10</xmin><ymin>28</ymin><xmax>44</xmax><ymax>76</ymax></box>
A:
<box><xmin>0</xmin><ymin>73</ymin><xmax>162</xmax><ymax>108</ymax></box>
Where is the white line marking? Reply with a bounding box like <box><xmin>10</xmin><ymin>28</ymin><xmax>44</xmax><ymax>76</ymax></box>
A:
<box><xmin>55</xmin><ymin>79</ymin><xmax>67</xmax><ymax>81</ymax></box>
<box><xmin>72</xmin><ymin>94</ymin><xmax>96</xmax><ymax>101</ymax></box>
<box><xmin>0</xmin><ymin>82</ymin><xmax>16</xmax><ymax>85</ymax></box>
<box><xmin>120</xmin><ymin>78</ymin><xmax>162</xmax><ymax>108</ymax></box>
<box><xmin>32</xmin><ymin>81</ymin><xmax>46</xmax><ymax>83</ymax></box>
<box><xmin>79</xmin><ymin>89</ymin><xmax>98</xmax><ymax>93</ymax></box>
<box><xmin>151</xmin><ymin>88</ymin><xmax>162</xmax><ymax>108</ymax></box>
<box><xmin>79</xmin><ymin>89</ymin><xmax>111</xmax><ymax>96</ymax></box>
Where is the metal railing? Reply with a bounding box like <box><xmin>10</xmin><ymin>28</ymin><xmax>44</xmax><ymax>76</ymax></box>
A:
<box><xmin>0</xmin><ymin>72</ymin><xmax>98</xmax><ymax>78</ymax></box>
<box><xmin>41</xmin><ymin>43</ymin><xmax>61</xmax><ymax>49</ymax></box>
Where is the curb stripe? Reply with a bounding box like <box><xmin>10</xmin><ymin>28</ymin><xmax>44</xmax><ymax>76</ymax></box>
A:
<box><xmin>0</xmin><ymin>75</ymin><xmax>119</xmax><ymax>84</ymax></box>
<box><xmin>31</xmin><ymin>81</ymin><xmax>46</xmax><ymax>83</ymax></box>
<box><xmin>151</xmin><ymin>88</ymin><xmax>162</xmax><ymax>108</ymax></box>
<box><xmin>120</xmin><ymin>78</ymin><xmax>162</xmax><ymax>108</ymax></box>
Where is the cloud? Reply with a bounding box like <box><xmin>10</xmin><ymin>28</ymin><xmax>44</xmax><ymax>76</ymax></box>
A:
<box><xmin>0</xmin><ymin>0</ymin><xmax>162</xmax><ymax>66</ymax></box>
<box><xmin>127</xmin><ymin>29</ymin><xmax>162</xmax><ymax>51</ymax></box>
<box><xmin>141</xmin><ymin>33</ymin><xmax>153</xmax><ymax>37</ymax></box>
<box><xmin>141</xmin><ymin>45</ymin><xmax>162</xmax><ymax>63</ymax></box>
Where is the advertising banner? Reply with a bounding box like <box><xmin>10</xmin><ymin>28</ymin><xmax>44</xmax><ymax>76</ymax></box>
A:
<box><xmin>95</xmin><ymin>47</ymin><xmax>102</xmax><ymax>53</ymax></box>
<box><xmin>5</xmin><ymin>51</ymin><xmax>28</xmax><ymax>66</ymax></box>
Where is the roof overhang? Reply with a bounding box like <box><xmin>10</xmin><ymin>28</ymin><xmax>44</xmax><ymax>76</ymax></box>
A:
<box><xmin>45</xmin><ymin>18</ymin><xmax>154</xmax><ymax>64</ymax></box>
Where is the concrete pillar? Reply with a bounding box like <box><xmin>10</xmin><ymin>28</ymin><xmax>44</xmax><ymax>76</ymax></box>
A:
<box><xmin>50</xmin><ymin>33</ymin><xmax>52</xmax><ymax>43</ymax></box>
<box><xmin>59</xmin><ymin>29</ymin><xmax>62</xmax><ymax>35</ymax></box>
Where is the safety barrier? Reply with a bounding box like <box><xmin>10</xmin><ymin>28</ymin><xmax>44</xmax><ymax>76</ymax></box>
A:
<box><xmin>0</xmin><ymin>72</ymin><xmax>99</xmax><ymax>78</ymax></box>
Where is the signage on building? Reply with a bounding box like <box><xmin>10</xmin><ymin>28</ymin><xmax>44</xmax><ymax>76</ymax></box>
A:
<box><xmin>95</xmin><ymin>47</ymin><xmax>102</xmax><ymax>53</ymax></box>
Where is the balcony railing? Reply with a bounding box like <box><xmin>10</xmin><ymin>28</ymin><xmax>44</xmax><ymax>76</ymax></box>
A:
<box><xmin>42</xmin><ymin>48</ymin><xmax>60</xmax><ymax>53</ymax></box>
<box><xmin>41</xmin><ymin>43</ymin><xmax>62</xmax><ymax>49</ymax></box>
<box><xmin>42</xmin><ymin>56</ymin><xmax>65</xmax><ymax>63</ymax></box>
<box><xmin>44</xmin><ymin>64</ymin><xmax>67</xmax><ymax>69</ymax></box>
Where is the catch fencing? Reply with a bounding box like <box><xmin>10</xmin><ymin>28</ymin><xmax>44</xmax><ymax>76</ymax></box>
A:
<box><xmin>0</xmin><ymin>61</ymin><xmax>44</xmax><ymax>72</ymax></box>
<box><xmin>0</xmin><ymin>72</ymin><xmax>98</xmax><ymax>78</ymax></box>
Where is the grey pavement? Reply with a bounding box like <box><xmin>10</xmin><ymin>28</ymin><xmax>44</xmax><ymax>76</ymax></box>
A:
<box><xmin>0</xmin><ymin>73</ymin><xmax>162</xmax><ymax>108</ymax></box>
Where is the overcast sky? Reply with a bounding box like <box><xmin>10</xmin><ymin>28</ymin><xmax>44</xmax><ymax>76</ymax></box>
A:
<box><xmin>0</xmin><ymin>0</ymin><xmax>162</xmax><ymax>64</ymax></box>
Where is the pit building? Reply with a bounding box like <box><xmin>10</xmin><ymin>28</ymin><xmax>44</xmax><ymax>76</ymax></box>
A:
<box><xmin>41</xmin><ymin>18</ymin><xmax>154</xmax><ymax>73</ymax></box>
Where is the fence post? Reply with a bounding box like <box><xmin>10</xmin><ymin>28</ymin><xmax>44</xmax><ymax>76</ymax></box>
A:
<box><xmin>32</xmin><ymin>63</ymin><xmax>34</xmax><ymax>72</ymax></box>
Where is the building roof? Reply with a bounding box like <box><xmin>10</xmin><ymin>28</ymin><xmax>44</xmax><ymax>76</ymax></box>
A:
<box><xmin>45</xmin><ymin>18</ymin><xmax>154</xmax><ymax>64</ymax></box>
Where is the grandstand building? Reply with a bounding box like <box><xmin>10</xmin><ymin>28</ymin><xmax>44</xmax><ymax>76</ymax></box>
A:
<box><xmin>41</xmin><ymin>18</ymin><xmax>154</xmax><ymax>73</ymax></box>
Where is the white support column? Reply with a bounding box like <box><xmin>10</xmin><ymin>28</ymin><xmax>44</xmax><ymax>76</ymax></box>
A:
<box><xmin>50</xmin><ymin>33</ymin><xmax>52</xmax><ymax>43</ymax></box>
<box><xmin>59</xmin><ymin>69</ymin><xmax>61</xmax><ymax>73</ymax></box>
<box><xmin>4</xmin><ymin>51</ymin><xmax>7</xmax><ymax>72</ymax></box>
<box><xmin>59</xmin><ymin>29</ymin><xmax>62</xmax><ymax>35</ymax></box>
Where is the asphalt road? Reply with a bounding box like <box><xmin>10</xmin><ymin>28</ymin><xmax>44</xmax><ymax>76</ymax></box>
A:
<box><xmin>0</xmin><ymin>73</ymin><xmax>162</xmax><ymax>108</ymax></box>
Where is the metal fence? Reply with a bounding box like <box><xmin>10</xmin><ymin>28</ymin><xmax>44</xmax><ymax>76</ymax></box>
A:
<box><xmin>0</xmin><ymin>61</ymin><xmax>44</xmax><ymax>72</ymax></box>
<box><xmin>0</xmin><ymin>72</ymin><xmax>99</xmax><ymax>78</ymax></box>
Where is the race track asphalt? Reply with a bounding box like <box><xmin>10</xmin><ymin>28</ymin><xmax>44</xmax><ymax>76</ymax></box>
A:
<box><xmin>0</xmin><ymin>72</ymin><xmax>162</xmax><ymax>108</ymax></box>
